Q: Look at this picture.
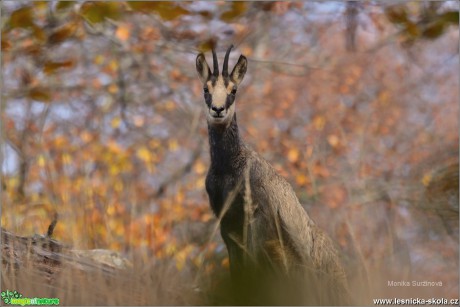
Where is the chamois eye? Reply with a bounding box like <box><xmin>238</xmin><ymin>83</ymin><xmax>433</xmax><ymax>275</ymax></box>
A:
<box><xmin>204</xmin><ymin>88</ymin><xmax>209</xmax><ymax>94</ymax></box>
<box><xmin>231</xmin><ymin>88</ymin><xmax>237</xmax><ymax>95</ymax></box>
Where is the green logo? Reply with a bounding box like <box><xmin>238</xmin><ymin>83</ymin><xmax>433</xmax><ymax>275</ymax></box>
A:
<box><xmin>1</xmin><ymin>290</ymin><xmax>59</xmax><ymax>306</ymax></box>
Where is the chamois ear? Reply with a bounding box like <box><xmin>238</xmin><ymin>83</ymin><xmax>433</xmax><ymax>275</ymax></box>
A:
<box><xmin>196</xmin><ymin>53</ymin><xmax>211</xmax><ymax>84</ymax></box>
<box><xmin>230</xmin><ymin>55</ymin><xmax>247</xmax><ymax>86</ymax></box>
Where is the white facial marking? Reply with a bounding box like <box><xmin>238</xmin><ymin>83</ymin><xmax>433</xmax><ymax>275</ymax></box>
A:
<box><xmin>212</xmin><ymin>77</ymin><xmax>227</xmax><ymax>108</ymax></box>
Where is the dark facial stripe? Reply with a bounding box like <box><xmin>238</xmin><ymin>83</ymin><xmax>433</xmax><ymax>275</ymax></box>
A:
<box><xmin>204</xmin><ymin>92</ymin><xmax>212</xmax><ymax>107</ymax></box>
<box><xmin>225</xmin><ymin>94</ymin><xmax>235</xmax><ymax>109</ymax></box>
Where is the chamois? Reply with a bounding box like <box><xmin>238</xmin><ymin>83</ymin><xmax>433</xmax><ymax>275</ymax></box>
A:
<box><xmin>196</xmin><ymin>45</ymin><xmax>351</xmax><ymax>305</ymax></box>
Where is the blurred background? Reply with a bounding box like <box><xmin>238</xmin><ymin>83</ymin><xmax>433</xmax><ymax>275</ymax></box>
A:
<box><xmin>1</xmin><ymin>1</ymin><xmax>458</xmax><ymax>305</ymax></box>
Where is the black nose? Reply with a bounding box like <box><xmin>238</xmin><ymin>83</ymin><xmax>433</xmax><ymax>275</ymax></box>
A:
<box><xmin>211</xmin><ymin>106</ymin><xmax>225</xmax><ymax>115</ymax></box>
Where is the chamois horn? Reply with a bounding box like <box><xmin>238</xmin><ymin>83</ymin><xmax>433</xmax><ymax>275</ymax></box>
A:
<box><xmin>222</xmin><ymin>44</ymin><xmax>234</xmax><ymax>77</ymax></box>
<box><xmin>212</xmin><ymin>48</ymin><xmax>219</xmax><ymax>77</ymax></box>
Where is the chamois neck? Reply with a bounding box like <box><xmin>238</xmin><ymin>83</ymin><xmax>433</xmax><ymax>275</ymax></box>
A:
<box><xmin>208</xmin><ymin>114</ymin><xmax>243</xmax><ymax>173</ymax></box>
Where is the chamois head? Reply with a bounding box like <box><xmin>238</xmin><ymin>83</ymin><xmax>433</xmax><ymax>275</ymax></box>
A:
<box><xmin>196</xmin><ymin>45</ymin><xmax>247</xmax><ymax>126</ymax></box>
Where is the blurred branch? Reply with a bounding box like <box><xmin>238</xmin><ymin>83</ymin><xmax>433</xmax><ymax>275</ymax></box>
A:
<box><xmin>248</xmin><ymin>58</ymin><xmax>326</xmax><ymax>76</ymax></box>
<box><xmin>115</xmin><ymin>50</ymin><xmax>130</xmax><ymax>128</ymax></box>
<box><xmin>46</xmin><ymin>212</ymin><xmax>58</xmax><ymax>237</ymax></box>
<box><xmin>14</xmin><ymin>101</ymin><xmax>33</xmax><ymax>199</ymax></box>
<box><xmin>152</xmin><ymin>137</ymin><xmax>204</xmax><ymax>198</ymax></box>
<box><xmin>345</xmin><ymin>1</ymin><xmax>360</xmax><ymax>52</ymax></box>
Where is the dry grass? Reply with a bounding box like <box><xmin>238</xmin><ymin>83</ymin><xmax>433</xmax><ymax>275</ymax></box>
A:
<box><xmin>2</xmin><ymin>244</ymin><xmax>456</xmax><ymax>306</ymax></box>
<box><xmin>2</xmin><ymin>253</ymin><xmax>198</xmax><ymax>305</ymax></box>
